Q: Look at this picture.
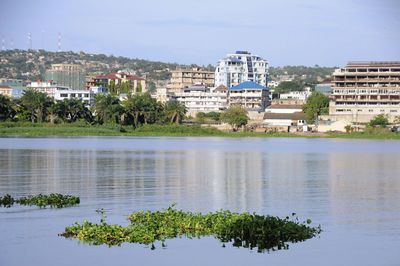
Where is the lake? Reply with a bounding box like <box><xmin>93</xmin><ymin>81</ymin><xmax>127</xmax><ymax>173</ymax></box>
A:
<box><xmin>0</xmin><ymin>136</ymin><xmax>399</xmax><ymax>266</ymax></box>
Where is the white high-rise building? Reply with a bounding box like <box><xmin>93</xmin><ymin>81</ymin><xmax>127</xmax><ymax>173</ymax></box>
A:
<box><xmin>215</xmin><ymin>51</ymin><xmax>268</xmax><ymax>88</ymax></box>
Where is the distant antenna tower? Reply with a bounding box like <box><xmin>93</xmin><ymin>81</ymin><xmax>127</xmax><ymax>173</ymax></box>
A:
<box><xmin>57</xmin><ymin>32</ymin><xmax>62</xmax><ymax>52</ymax></box>
<box><xmin>28</xmin><ymin>32</ymin><xmax>32</xmax><ymax>50</ymax></box>
<box><xmin>10</xmin><ymin>39</ymin><xmax>14</xmax><ymax>50</ymax></box>
<box><xmin>1</xmin><ymin>36</ymin><xmax>5</xmax><ymax>50</ymax></box>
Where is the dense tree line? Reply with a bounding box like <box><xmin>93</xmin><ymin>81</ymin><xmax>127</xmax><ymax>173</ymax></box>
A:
<box><xmin>269</xmin><ymin>65</ymin><xmax>337</xmax><ymax>80</ymax></box>
<box><xmin>0</xmin><ymin>90</ymin><xmax>187</xmax><ymax>127</ymax></box>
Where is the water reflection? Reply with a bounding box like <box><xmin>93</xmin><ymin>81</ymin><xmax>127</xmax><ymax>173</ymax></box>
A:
<box><xmin>1</xmin><ymin>137</ymin><xmax>400</xmax><ymax>265</ymax></box>
<box><xmin>1</xmin><ymin>140</ymin><xmax>400</xmax><ymax>230</ymax></box>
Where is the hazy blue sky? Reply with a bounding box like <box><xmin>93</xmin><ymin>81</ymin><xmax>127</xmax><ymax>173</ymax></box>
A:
<box><xmin>0</xmin><ymin>0</ymin><xmax>399</xmax><ymax>66</ymax></box>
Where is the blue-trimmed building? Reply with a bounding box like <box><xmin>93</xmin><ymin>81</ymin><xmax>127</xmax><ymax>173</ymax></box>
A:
<box><xmin>228</xmin><ymin>81</ymin><xmax>270</xmax><ymax>110</ymax></box>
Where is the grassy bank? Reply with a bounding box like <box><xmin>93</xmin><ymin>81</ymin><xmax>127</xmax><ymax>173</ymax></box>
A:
<box><xmin>0</xmin><ymin>122</ymin><xmax>399</xmax><ymax>139</ymax></box>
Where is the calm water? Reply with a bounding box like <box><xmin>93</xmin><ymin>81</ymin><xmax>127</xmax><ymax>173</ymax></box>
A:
<box><xmin>0</xmin><ymin>136</ymin><xmax>400</xmax><ymax>266</ymax></box>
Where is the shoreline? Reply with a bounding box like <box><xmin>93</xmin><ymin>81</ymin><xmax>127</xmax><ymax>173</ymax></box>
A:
<box><xmin>1</xmin><ymin>123</ymin><xmax>399</xmax><ymax>139</ymax></box>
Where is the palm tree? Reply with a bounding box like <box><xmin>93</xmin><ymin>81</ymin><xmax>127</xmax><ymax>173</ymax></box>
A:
<box><xmin>20</xmin><ymin>89</ymin><xmax>53</xmax><ymax>122</ymax></box>
<box><xmin>0</xmin><ymin>94</ymin><xmax>15</xmax><ymax>121</ymax></box>
<box><xmin>165</xmin><ymin>101</ymin><xmax>186</xmax><ymax>124</ymax></box>
<box><xmin>55</xmin><ymin>98</ymin><xmax>93</xmax><ymax>123</ymax></box>
<box><xmin>122</xmin><ymin>92</ymin><xmax>164</xmax><ymax>128</ymax></box>
<box><xmin>92</xmin><ymin>94</ymin><xmax>123</xmax><ymax>124</ymax></box>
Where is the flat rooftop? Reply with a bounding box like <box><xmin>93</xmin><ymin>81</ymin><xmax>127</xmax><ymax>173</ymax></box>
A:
<box><xmin>346</xmin><ymin>62</ymin><xmax>400</xmax><ymax>68</ymax></box>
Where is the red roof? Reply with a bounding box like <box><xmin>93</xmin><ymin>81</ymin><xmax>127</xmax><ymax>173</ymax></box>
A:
<box><xmin>95</xmin><ymin>73</ymin><xmax>121</xmax><ymax>79</ymax></box>
<box><xmin>126</xmin><ymin>76</ymin><xmax>145</xmax><ymax>81</ymax></box>
<box><xmin>214</xmin><ymin>85</ymin><xmax>227</xmax><ymax>91</ymax></box>
<box><xmin>0</xmin><ymin>85</ymin><xmax>11</xmax><ymax>89</ymax></box>
<box><xmin>94</xmin><ymin>73</ymin><xmax>144</xmax><ymax>80</ymax></box>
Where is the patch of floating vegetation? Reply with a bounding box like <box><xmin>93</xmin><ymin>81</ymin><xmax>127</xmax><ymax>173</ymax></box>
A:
<box><xmin>60</xmin><ymin>204</ymin><xmax>321</xmax><ymax>252</ymax></box>
<box><xmin>0</xmin><ymin>193</ymin><xmax>80</xmax><ymax>208</ymax></box>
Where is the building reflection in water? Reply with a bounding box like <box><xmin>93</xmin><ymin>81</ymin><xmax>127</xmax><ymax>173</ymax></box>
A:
<box><xmin>1</xmin><ymin>146</ymin><xmax>399</xmax><ymax>226</ymax></box>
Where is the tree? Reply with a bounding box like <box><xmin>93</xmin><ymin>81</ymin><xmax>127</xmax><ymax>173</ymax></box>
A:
<box><xmin>20</xmin><ymin>89</ymin><xmax>53</xmax><ymax>123</ymax></box>
<box><xmin>123</xmin><ymin>92</ymin><xmax>163</xmax><ymax>128</ymax></box>
<box><xmin>274</xmin><ymin>81</ymin><xmax>302</xmax><ymax>93</ymax></box>
<box><xmin>369</xmin><ymin>114</ymin><xmax>388</xmax><ymax>128</ymax></box>
<box><xmin>195</xmin><ymin>112</ymin><xmax>206</xmax><ymax>124</ymax></box>
<box><xmin>165</xmin><ymin>101</ymin><xmax>186</xmax><ymax>124</ymax></box>
<box><xmin>302</xmin><ymin>91</ymin><xmax>329</xmax><ymax>124</ymax></box>
<box><xmin>109</xmin><ymin>80</ymin><xmax>117</xmax><ymax>95</ymax></box>
<box><xmin>220</xmin><ymin>106</ymin><xmax>249</xmax><ymax>130</ymax></box>
<box><xmin>55</xmin><ymin>98</ymin><xmax>92</xmax><ymax>123</ymax></box>
<box><xmin>92</xmin><ymin>94</ymin><xmax>123</xmax><ymax>124</ymax></box>
<box><xmin>136</xmin><ymin>84</ymin><xmax>142</xmax><ymax>93</ymax></box>
<box><xmin>120</xmin><ymin>81</ymin><xmax>131</xmax><ymax>94</ymax></box>
<box><xmin>205</xmin><ymin>111</ymin><xmax>221</xmax><ymax>121</ymax></box>
<box><xmin>0</xmin><ymin>94</ymin><xmax>15</xmax><ymax>121</ymax></box>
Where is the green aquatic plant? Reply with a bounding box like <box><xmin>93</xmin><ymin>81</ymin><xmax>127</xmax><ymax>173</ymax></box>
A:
<box><xmin>0</xmin><ymin>193</ymin><xmax>80</xmax><ymax>208</ymax></box>
<box><xmin>0</xmin><ymin>194</ymin><xmax>15</xmax><ymax>207</ymax></box>
<box><xmin>60</xmin><ymin>204</ymin><xmax>321</xmax><ymax>252</ymax></box>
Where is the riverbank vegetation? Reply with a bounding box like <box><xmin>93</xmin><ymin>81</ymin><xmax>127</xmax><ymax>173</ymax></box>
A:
<box><xmin>0</xmin><ymin>193</ymin><xmax>80</xmax><ymax>208</ymax></box>
<box><xmin>60</xmin><ymin>205</ymin><xmax>321</xmax><ymax>252</ymax></box>
<box><xmin>1</xmin><ymin>91</ymin><xmax>400</xmax><ymax>139</ymax></box>
<box><xmin>1</xmin><ymin>122</ymin><xmax>400</xmax><ymax>139</ymax></box>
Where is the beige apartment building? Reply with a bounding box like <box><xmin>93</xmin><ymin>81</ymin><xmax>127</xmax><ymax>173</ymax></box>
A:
<box><xmin>329</xmin><ymin>62</ymin><xmax>400</xmax><ymax>123</ymax></box>
<box><xmin>169</xmin><ymin>68</ymin><xmax>214</xmax><ymax>93</ymax></box>
<box><xmin>0</xmin><ymin>85</ymin><xmax>12</xmax><ymax>97</ymax></box>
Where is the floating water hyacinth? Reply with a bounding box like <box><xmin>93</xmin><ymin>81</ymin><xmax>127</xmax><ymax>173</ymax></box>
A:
<box><xmin>60</xmin><ymin>204</ymin><xmax>321</xmax><ymax>252</ymax></box>
<box><xmin>0</xmin><ymin>193</ymin><xmax>80</xmax><ymax>208</ymax></box>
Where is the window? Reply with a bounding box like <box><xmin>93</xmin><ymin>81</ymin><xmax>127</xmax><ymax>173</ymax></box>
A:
<box><xmin>60</xmin><ymin>93</ymin><xmax>68</xmax><ymax>97</ymax></box>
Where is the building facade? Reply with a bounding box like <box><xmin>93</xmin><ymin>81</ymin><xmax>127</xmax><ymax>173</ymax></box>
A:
<box><xmin>215</xmin><ymin>51</ymin><xmax>268</xmax><ymax>88</ymax></box>
<box><xmin>172</xmin><ymin>85</ymin><xmax>228</xmax><ymax>115</ymax></box>
<box><xmin>91</xmin><ymin>72</ymin><xmax>146</xmax><ymax>93</ymax></box>
<box><xmin>0</xmin><ymin>78</ymin><xmax>25</xmax><ymax>98</ymax></box>
<box><xmin>330</xmin><ymin>62</ymin><xmax>400</xmax><ymax>123</ymax></box>
<box><xmin>169</xmin><ymin>68</ymin><xmax>215</xmax><ymax>93</ymax></box>
<box><xmin>279</xmin><ymin>91</ymin><xmax>311</xmax><ymax>101</ymax></box>
<box><xmin>0</xmin><ymin>85</ymin><xmax>12</xmax><ymax>97</ymax></box>
<box><xmin>27</xmin><ymin>81</ymin><xmax>69</xmax><ymax>99</ymax></box>
<box><xmin>228</xmin><ymin>81</ymin><xmax>270</xmax><ymax>110</ymax></box>
<box><xmin>45</xmin><ymin>64</ymin><xmax>86</xmax><ymax>90</ymax></box>
<box><xmin>55</xmin><ymin>90</ymin><xmax>92</xmax><ymax>104</ymax></box>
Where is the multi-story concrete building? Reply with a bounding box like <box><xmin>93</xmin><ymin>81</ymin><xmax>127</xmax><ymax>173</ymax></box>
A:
<box><xmin>279</xmin><ymin>91</ymin><xmax>311</xmax><ymax>101</ymax></box>
<box><xmin>27</xmin><ymin>81</ymin><xmax>96</xmax><ymax>104</ymax></box>
<box><xmin>27</xmin><ymin>81</ymin><xmax>69</xmax><ymax>99</ymax></box>
<box><xmin>169</xmin><ymin>68</ymin><xmax>214</xmax><ymax>93</ymax></box>
<box><xmin>329</xmin><ymin>62</ymin><xmax>400</xmax><ymax>123</ymax></box>
<box><xmin>0</xmin><ymin>85</ymin><xmax>12</xmax><ymax>98</ymax></box>
<box><xmin>0</xmin><ymin>78</ymin><xmax>25</xmax><ymax>98</ymax></box>
<box><xmin>168</xmin><ymin>84</ymin><xmax>228</xmax><ymax>116</ymax></box>
<box><xmin>215</xmin><ymin>51</ymin><xmax>268</xmax><ymax>88</ymax></box>
<box><xmin>55</xmin><ymin>90</ymin><xmax>92</xmax><ymax>104</ymax></box>
<box><xmin>228</xmin><ymin>81</ymin><xmax>270</xmax><ymax>110</ymax></box>
<box><xmin>91</xmin><ymin>72</ymin><xmax>146</xmax><ymax>93</ymax></box>
<box><xmin>45</xmin><ymin>64</ymin><xmax>86</xmax><ymax>90</ymax></box>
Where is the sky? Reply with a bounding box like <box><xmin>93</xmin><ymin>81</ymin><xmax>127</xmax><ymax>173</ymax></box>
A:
<box><xmin>0</xmin><ymin>0</ymin><xmax>399</xmax><ymax>67</ymax></box>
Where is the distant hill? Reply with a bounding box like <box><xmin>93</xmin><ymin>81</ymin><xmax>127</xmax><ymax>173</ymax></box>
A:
<box><xmin>0</xmin><ymin>49</ymin><xmax>213</xmax><ymax>83</ymax></box>
<box><xmin>0</xmin><ymin>49</ymin><xmax>336</xmax><ymax>89</ymax></box>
